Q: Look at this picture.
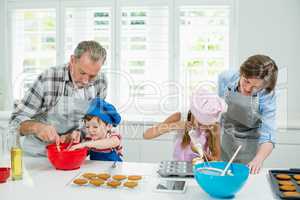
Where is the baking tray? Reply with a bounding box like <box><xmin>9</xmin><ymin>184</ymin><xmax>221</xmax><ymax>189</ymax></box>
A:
<box><xmin>269</xmin><ymin>169</ymin><xmax>300</xmax><ymax>199</ymax></box>
<box><xmin>157</xmin><ymin>161</ymin><xmax>194</xmax><ymax>178</ymax></box>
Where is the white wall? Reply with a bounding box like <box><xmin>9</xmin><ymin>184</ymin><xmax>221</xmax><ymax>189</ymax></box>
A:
<box><xmin>0</xmin><ymin>0</ymin><xmax>11</xmax><ymax>111</ymax></box>
<box><xmin>0</xmin><ymin>0</ymin><xmax>5</xmax><ymax>110</ymax></box>
<box><xmin>236</xmin><ymin>0</ymin><xmax>300</xmax><ymax>127</ymax></box>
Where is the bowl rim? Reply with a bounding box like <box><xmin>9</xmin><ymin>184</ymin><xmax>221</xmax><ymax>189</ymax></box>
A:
<box><xmin>46</xmin><ymin>143</ymin><xmax>88</xmax><ymax>153</ymax></box>
<box><xmin>0</xmin><ymin>167</ymin><xmax>10</xmax><ymax>171</ymax></box>
<box><xmin>193</xmin><ymin>161</ymin><xmax>250</xmax><ymax>177</ymax></box>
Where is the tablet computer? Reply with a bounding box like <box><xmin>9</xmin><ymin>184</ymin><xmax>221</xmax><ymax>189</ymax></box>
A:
<box><xmin>155</xmin><ymin>180</ymin><xmax>187</xmax><ymax>193</ymax></box>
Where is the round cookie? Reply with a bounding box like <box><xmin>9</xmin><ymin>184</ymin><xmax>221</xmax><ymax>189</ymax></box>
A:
<box><xmin>73</xmin><ymin>178</ymin><xmax>88</xmax><ymax>186</ymax></box>
<box><xmin>97</xmin><ymin>173</ymin><xmax>111</xmax><ymax>180</ymax></box>
<box><xmin>283</xmin><ymin>192</ymin><xmax>300</xmax><ymax>197</ymax></box>
<box><xmin>293</xmin><ymin>175</ymin><xmax>300</xmax><ymax>180</ymax></box>
<box><xmin>89</xmin><ymin>179</ymin><xmax>105</xmax><ymax>187</ymax></box>
<box><xmin>278</xmin><ymin>180</ymin><xmax>294</xmax><ymax>186</ymax></box>
<box><xmin>107</xmin><ymin>180</ymin><xmax>121</xmax><ymax>188</ymax></box>
<box><xmin>112</xmin><ymin>174</ymin><xmax>127</xmax><ymax>181</ymax></box>
<box><xmin>82</xmin><ymin>172</ymin><xmax>97</xmax><ymax>179</ymax></box>
<box><xmin>279</xmin><ymin>185</ymin><xmax>296</xmax><ymax>191</ymax></box>
<box><xmin>276</xmin><ymin>174</ymin><xmax>291</xmax><ymax>180</ymax></box>
<box><xmin>124</xmin><ymin>181</ymin><xmax>138</xmax><ymax>188</ymax></box>
<box><xmin>128</xmin><ymin>175</ymin><xmax>142</xmax><ymax>181</ymax></box>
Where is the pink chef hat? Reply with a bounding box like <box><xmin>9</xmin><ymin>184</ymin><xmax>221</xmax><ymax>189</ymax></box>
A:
<box><xmin>190</xmin><ymin>88</ymin><xmax>227</xmax><ymax>125</ymax></box>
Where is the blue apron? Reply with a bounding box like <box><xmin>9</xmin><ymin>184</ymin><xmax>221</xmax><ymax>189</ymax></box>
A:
<box><xmin>89</xmin><ymin>149</ymin><xmax>122</xmax><ymax>161</ymax></box>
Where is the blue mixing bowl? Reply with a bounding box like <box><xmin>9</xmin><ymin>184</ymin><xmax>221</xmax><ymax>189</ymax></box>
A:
<box><xmin>193</xmin><ymin>161</ymin><xmax>249</xmax><ymax>198</ymax></box>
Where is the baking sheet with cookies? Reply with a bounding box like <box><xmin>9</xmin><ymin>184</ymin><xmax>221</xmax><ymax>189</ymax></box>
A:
<box><xmin>69</xmin><ymin>172</ymin><xmax>145</xmax><ymax>190</ymax></box>
<box><xmin>269</xmin><ymin>169</ymin><xmax>300</xmax><ymax>199</ymax></box>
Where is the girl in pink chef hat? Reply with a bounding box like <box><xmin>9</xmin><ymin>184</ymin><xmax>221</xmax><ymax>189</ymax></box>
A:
<box><xmin>143</xmin><ymin>88</ymin><xmax>227</xmax><ymax>162</ymax></box>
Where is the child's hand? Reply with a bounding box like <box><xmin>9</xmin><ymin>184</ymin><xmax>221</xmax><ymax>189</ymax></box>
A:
<box><xmin>69</xmin><ymin>143</ymin><xmax>85</xmax><ymax>151</ymax></box>
<box><xmin>171</xmin><ymin>120</ymin><xmax>193</xmax><ymax>131</ymax></box>
<box><xmin>192</xmin><ymin>157</ymin><xmax>204</xmax><ymax>165</ymax></box>
<box><xmin>185</xmin><ymin>121</ymin><xmax>194</xmax><ymax>131</ymax></box>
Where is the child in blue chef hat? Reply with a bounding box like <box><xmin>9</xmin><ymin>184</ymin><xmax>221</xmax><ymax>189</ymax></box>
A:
<box><xmin>69</xmin><ymin>97</ymin><xmax>123</xmax><ymax>161</ymax></box>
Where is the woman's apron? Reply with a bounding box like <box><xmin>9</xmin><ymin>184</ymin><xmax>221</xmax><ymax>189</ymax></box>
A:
<box><xmin>221</xmin><ymin>87</ymin><xmax>262</xmax><ymax>164</ymax></box>
<box><xmin>23</xmin><ymin>81</ymin><xmax>93</xmax><ymax>156</ymax></box>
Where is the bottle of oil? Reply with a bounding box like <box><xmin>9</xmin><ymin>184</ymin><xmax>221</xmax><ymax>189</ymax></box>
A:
<box><xmin>10</xmin><ymin>127</ymin><xmax>23</xmax><ymax>180</ymax></box>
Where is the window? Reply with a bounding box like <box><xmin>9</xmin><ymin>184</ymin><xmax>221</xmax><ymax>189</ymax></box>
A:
<box><xmin>10</xmin><ymin>8</ymin><xmax>56</xmax><ymax>99</ymax></box>
<box><xmin>64</xmin><ymin>6</ymin><xmax>112</xmax><ymax>70</ymax></box>
<box><xmin>120</xmin><ymin>6</ymin><xmax>169</xmax><ymax>115</ymax></box>
<box><xmin>8</xmin><ymin>0</ymin><xmax>233</xmax><ymax>119</ymax></box>
<box><xmin>179</xmin><ymin>6</ymin><xmax>230</xmax><ymax>109</ymax></box>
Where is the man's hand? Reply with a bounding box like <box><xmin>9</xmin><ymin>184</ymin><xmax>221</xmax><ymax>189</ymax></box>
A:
<box><xmin>60</xmin><ymin>130</ymin><xmax>81</xmax><ymax>144</ymax></box>
<box><xmin>70</xmin><ymin>130</ymin><xmax>81</xmax><ymax>143</ymax></box>
<box><xmin>35</xmin><ymin>123</ymin><xmax>60</xmax><ymax>145</ymax></box>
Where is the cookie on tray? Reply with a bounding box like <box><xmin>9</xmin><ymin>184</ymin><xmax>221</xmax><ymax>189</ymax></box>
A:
<box><xmin>82</xmin><ymin>172</ymin><xmax>97</xmax><ymax>179</ymax></box>
<box><xmin>107</xmin><ymin>180</ymin><xmax>122</xmax><ymax>188</ymax></box>
<box><xmin>89</xmin><ymin>179</ymin><xmax>105</xmax><ymax>187</ymax></box>
<box><xmin>278</xmin><ymin>180</ymin><xmax>294</xmax><ymax>186</ymax></box>
<box><xmin>283</xmin><ymin>192</ymin><xmax>300</xmax><ymax>197</ymax></box>
<box><xmin>97</xmin><ymin>173</ymin><xmax>111</xmax><ymax>180</ymax></box>
<box><xmin>128</xmin><ymin>175</ymin><xmax>142</xmax><ymax>181</ymax></box>
<box><xmin>293</xmin><ymin>175</ymin><xmax>300</xmax><ymax>181</ymax></box>
<box><xmin>112</xmin><ymin>174</ymin><xmax>127</xmax><ymax>181</ymax></box>
<box><xmin>276</xmin><ymin>174</ymin><xmax>291</xmax><ymax>180</ymax></box>
<box><xmin>279</xmin><ymin>185</ymin><xmax>296</xmax><ymax>191</ymax></box>
<box><xmin>124</xmin><ymin>181</ymin><xmax>138</xmax><ymax>188</ymax></box>
<box><xmin>73</xmin><ymin>178</ymin><xmax>88</xmax><ymax>186</ymax></box>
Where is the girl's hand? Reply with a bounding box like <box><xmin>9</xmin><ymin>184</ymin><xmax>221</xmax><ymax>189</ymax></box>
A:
<box><xmin>248</xmin><ymin>158</ymin><xmax>263</xmax><ymax>174</ymax></box>
<box><xmin>185</xmin><ymin>121</ymin><xmax>194</xmax><ymax>131</ymax></box>
<box><xmin>172</xmin><ymin>120</ymin><xmax>194</xmax><ymax>132</ymax></box>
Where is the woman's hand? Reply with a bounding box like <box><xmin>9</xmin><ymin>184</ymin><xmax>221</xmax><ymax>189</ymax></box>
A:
<box><xmin>248</xmin><ymin>157</ymin><xmax>263</xmax><ymax>174</ymax></box>
<box><xmin>248</xmin><ymin>143</ymin><xmax>273</xmax><ymax>174</ymax></box>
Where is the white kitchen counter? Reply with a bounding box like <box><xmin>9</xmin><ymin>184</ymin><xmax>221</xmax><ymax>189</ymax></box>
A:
<box><xmin>0</xmin><ymin>157</ymin><xmax>279</xmax><ymax>200</ymax></box>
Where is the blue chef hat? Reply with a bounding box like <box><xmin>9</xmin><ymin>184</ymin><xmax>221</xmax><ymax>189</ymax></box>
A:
<box><xmin>85</xmin><ymin>97</ymin><xmax>121</xmax><ymax>127</ymax></box>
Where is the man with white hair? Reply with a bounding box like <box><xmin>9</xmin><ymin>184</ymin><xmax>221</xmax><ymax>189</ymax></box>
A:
<box><xmin>9</xmin><ymin>40</ymin><xmax>108</xmax><ymax>156</ymax></box>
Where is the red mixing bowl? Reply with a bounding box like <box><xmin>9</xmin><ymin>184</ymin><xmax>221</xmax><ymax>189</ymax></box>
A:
<box><xmin>0</xmin><ymin>167</ymin><xmax>10</xmax><ymax>183</ymax></box>
<box><xmin>46</xmin><ymin>143</ymin><xmax>88</xmax><ymax>170</ymax></box>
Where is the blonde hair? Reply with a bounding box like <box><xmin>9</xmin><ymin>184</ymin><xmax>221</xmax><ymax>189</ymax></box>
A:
<box><xmin>181</xmin><ymin>111</ymin><xmax>219</xmax><ymax>158</ymax></box>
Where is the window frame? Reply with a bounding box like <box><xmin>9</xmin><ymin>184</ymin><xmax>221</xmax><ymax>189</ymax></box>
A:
<box><xmin>5</xmin><ymin>0</ymin><xmax>237</xmax><ymax>120</ymax></box>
